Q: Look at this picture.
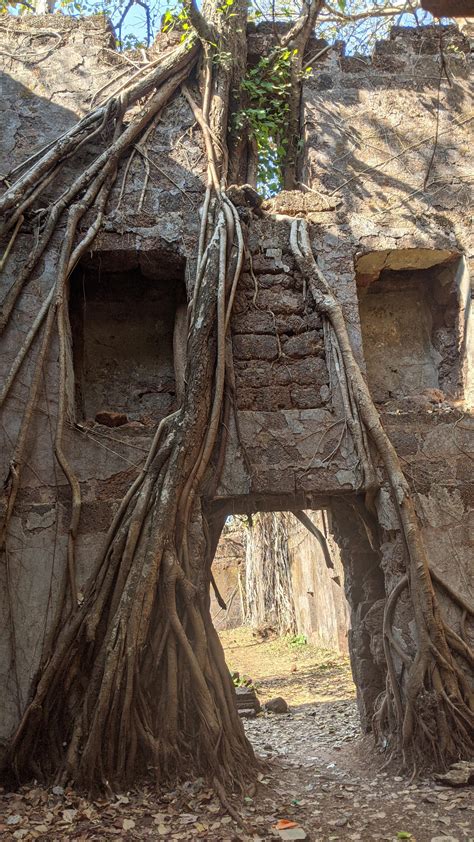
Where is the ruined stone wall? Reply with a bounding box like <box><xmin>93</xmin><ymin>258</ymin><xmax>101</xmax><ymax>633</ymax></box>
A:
<box><xmin>0</xmin><ymin>17</ymin><xmax>472</xmax><ymax>745</ymax></box>
<box><xmin>299</xmin><ymin>22</ymin><xmax>473</xmax><ymax>646</ymax></box>
<box><xmin>210</xmin><ymin>520</ymin><xmax>245</xmax><ymax>631</ymax></box>
<box><xmin>287</xmin><ymin>512</ymin><xmax>349</xmax><ymax>653</ymax></box>
<box><xmin>211</xmin><ymin>512</ymin><xmax>350</xmax><ymax>655</ymax></box>
<box><xmin>0</xmin><ymin>15</ymin><xmax>208</xmax><ymax>745</ymax></box>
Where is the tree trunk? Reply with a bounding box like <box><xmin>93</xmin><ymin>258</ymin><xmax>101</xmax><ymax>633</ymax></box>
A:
<box><xmin>243</xmin><ymin>512</ymin><xmax>297</xmax><ymax>636</ymax></box>
<box><xmin>0</xmin><ymin>2</ymin><xmax>472</xmax><ymax>795</ymax></box>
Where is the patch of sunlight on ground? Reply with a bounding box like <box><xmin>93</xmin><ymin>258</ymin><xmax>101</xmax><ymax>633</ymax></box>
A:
<box><xmin>219</xmin><ymin>626</ymin><xmax>356</xmax><ymax>706</ymax></box>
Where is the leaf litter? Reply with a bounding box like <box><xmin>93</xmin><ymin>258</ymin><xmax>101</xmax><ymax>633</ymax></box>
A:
<box><xmin>1</xmin><ymin>630</ymin><xmax>472</xmax><ymax>841</ymax></box>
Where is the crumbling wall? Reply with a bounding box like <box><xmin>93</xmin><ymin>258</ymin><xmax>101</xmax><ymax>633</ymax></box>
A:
<box><xmin>69</xmin><ymin>259</ymin><xmax>185</xmax><ymax>424</ymax></box>
<box><xmin>0</xmin><ymin>15</ymin><xmax>208</xmax><ymax>745</ymax></box>
<box><xmin>358</xmin><ymin>261</ymin><xmax>462</xmax><ymax>402</ymax></box>
<box><xmin>212</xmin><ymin>510</ymin><xmax>350</xmax><ymax>656</ymax></box>
<box><xmin>210</xmin><ymin>520</ymin><xmax>245</xmax><ymax>631</ymax></box>
<box><xmin>298</xmin><ymin>23</ymin><xmax>474</xmax><ymax>711</ymax></box>
<box><xmin>287</xmin><ymin>511</ymin><xmax>349</xmax><ymax>653</ymax></box>
<box><xmin>0</xmin><ymin>18</ymin><xmax>472</xmax><ymax>746</ymax></box>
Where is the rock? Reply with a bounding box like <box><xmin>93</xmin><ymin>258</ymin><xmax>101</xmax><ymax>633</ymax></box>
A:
<box><xmin>265</xmin><ymin>697</ymin><xmax>289</xmax><ymax>714</ymax></box>
<box><xmin>234</xmin><ymin>685</ymin><xmax>261</xmax><ymax>716</ymax></box>
<box><xmin>422</xmin><ymin>388</ymin><xmax>445</xmax><ymax>403</ymax></box>
<box><xmin>238</xmin><ymin>707</ymin><xmax>257</xmax><ymax>718</ymax></box>
<box><xmin>262</xmin><ymin>189</ymin><xmax>341</xmax><ymax>216</ymax></box>
<box><xmin>226</xmin><ymin>184</ymin><xmax>263</xmax><ymax>211</ymax></box>
<box><xmin>332</xmin><ymin>816</ymin><xmax>348</xmax><ymax>826</ymax></box>
<box><xmin>435</xmin><ymin>760</ymin><xmax>474</xmax><ymax>787</ymax></box>
<box><xmin>52</xmin><ymin>785</ymin><xmax>65</xmax><ymax>796</ymax></box>
<box><xmin>276</xmin><ymin>828</ymin><xmax>309</xmax><ymax>841</ymax></box>
<box><xmin>95</xmin><ymin>410</ymin><xmax>128</xmax><ymax>427</ymax></box>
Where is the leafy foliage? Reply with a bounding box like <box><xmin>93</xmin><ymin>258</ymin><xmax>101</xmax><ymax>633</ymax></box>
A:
<box><xmin>230</xmin><ymin>670</ymin><xmax>259</xmax><ymax>690</ymax></box>
<box><xmin>236</xmin><ymin>47</ymin><xmax>297</xmax><ymax>194</ymax></box>
<box><xmin>286</xmin><ymin>633</ymin><xmax>308</xmax><ymax>648</ymax></box>
<box><xmin>0</xmin><ymin>0</ymin><xmax>443</xmax><ymax>190</ymax></box>
<box><xmin>161</xmin><ymin>1</ymin><xmax>192</xmax><ymax>43</ymax></box>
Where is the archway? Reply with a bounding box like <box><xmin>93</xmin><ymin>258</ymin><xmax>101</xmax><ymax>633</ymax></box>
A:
<box><xmin>208</xmin><ymin>494</ymin><xmax>387</xmax><ymax>734</ymax></box>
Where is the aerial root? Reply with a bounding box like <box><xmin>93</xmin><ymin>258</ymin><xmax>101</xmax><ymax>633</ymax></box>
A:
<box><xmin>1</xmin><ymin>49</ymin><xmax>261</xmax><ymax>793</ymax></box>
<box><xmin>290</xmin><ymin>217</ymin><xmax>474</xmax><ymax>771</ymax></box>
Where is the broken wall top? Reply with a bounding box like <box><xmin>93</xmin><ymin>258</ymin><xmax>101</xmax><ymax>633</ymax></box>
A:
<box><xmin>301</xmin><ymin>24</ymin><xmax>473</xmax><ymax>252</ymax></box>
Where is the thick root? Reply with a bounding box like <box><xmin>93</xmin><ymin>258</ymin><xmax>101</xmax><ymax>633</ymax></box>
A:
<box><xmin>290</xmin><ymin>218</ymin><xmax>474</xmax><ymax>772</ymax></box>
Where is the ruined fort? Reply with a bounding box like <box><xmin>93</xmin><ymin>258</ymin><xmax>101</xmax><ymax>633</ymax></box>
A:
<box><xmin>0</xmin><ymin>14</ymin><xmax>472</xmax><ymax>766</ymax></box>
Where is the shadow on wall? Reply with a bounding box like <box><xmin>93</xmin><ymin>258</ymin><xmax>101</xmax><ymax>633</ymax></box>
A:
<box><xmin>211</xmin><ymin>511</ymin><xmax>350</xmax><ymax>655</ymax></box>
<box><xmin>211</xmin><ymin>499</ymin><xmax>386</xmax><ymax>732</ymax></box>
<box><xmin>356</xmin><ymin>251</ymin><xmax>468</xmax><ymax>403</ymax></box>
<box><xmin>0</xmin><ymin>74</ymin><xmax>86</xmax><ymax>747</ymax></box>
<box><xmin>302</xmin><ymin>25</ymin><xmax>472</xmax><ymax>220</ymax></box>
<box><xmin>0</xmin><ymin>73</ymin><xmax>79</xmax><ymax>177</ymax></box>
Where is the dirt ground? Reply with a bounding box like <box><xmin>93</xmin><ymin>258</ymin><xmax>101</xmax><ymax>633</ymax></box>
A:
<box><xmin>0</xmin><ymin>628</ymin><xmax>472</xmax><ymax>841</ymax></box>
<box><xmin>221</xmin><ymin>626</ymin><xmax>355</xmax><ymax>707</ymax></box>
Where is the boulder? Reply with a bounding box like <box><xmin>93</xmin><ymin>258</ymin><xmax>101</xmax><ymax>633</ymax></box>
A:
<box><xmin>264</xmin><ymin>696</ymin><xmax>289</xmax><ymax>714</ymax></box>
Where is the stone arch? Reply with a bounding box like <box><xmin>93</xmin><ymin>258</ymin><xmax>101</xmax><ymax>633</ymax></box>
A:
<box><xmin>206</xmin><ymin>492</ymin><xmax>387</xmax><ymax>734</ymax></box>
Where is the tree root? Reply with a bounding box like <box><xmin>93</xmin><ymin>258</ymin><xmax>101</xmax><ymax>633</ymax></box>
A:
<box><xmin>290</xmin><ymin>218</ymin><xmax>474</xmax><ymax>772</ymax></box>
<box><xmin>0</xmin><ymin>31</ymin><xmax>261</xmax><ymax>791</ymax></box>
<box><xmin>1</xmin><ymin>6</ymin><xmax>472</xmax><ymax>795</ymax></box>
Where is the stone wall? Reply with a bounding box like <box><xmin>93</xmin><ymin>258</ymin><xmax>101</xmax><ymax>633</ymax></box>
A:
<box><xmin>211</xmin><ymin>520</ymin><xmax>245</xmax><ymax>631</ymax></box>
<box><xmin>211</xmin><ymin>511</ymin><xmax>351</xmax><ymax>658</ymax></box>
<box><xmin>287</xmin><ymin>511</ymin><xmax>349</xmax><ymax>653</ymax></box>
<box><xmin>0</xmin><ymin>17</ymin><xmax>472</xmax><ymax>746</ymax></box>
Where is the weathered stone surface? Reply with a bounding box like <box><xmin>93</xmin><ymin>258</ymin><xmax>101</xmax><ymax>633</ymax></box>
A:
<box><xmin>95</xmin><ymin>411</ymin><xmax>129</xmax><ymax>427</ymax></box>
<box><xmin>232</xmin><ymin>334</ymin><xmax>280</xmax><ymax>361</ymax></box>
<box><xmin>0</xmin><ymin>18</ymin><xmax>472</xmax><ymax>750</ymax></box>
<box><xmin>435</xmin><ymin>760</ymin><xmax>474</xmax><ymax>787</ymax></box>
<box><xmin>282</xmin><ymin>331</ymin><xmax>324</xmax><ymax>359</ymax></box>
<box><xmin>265</xmin><ymin>697</ymin><xmax>289</xmax><ymax>714</ymax></box>
<box><xmin>235</xmin><ymin>685</ymin><xmax>262</xmax><ymax>716</ymax></box>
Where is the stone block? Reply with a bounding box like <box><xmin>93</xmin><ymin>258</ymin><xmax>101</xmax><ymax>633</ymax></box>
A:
<box><xmin>256</xmin><ymin>289</ymin><xmax>304</xmax><ymax>315</ymax></box>
<box><xmin>282</xmin><ymin>330</ymin><xmax>324</xmax><ymax>359</ymax></box>
<box><xmin>232</xmin><ymin>310</ymin><xmax>276</xmax><ymax>334</ymax></box>
<box><xmin>232</xmin><ymin>334</ymin><xmax>279</xmax><ymax>361</ymax></box>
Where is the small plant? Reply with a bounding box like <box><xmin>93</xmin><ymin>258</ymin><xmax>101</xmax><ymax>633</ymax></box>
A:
<box><xmin>230</xmin><ymin>671</ymin><xmax>259</xmax><ymax>690</ymax></box>
<box><xmin>162</xmin><ymin>2</ymin><xmax>192</xmax><ymax>43</ymax></box>
<box><xmin>216</xmin><ymin>0</ymin><xmax>237</xmax><ymax>17</ymax></box>
<box><xmin>236</xmin><ymin>46</ymin><xmax>296</xmax><ymax>194</ymax></box>
<box><xmin>286</xmin><ymin>633</ymin><xmax>307</xmax><ymax>648</ymax></box>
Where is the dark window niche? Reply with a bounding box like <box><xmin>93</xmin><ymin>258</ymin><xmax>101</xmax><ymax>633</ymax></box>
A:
<box><xmin>69</xmin><ymin>252</ymin><xmax>186</xmax><ymax>426</ymax></box>
<box><xmin>356</xmin><ymin>255</ymin><xmax>462</xmax><ymax>403</ymax></box>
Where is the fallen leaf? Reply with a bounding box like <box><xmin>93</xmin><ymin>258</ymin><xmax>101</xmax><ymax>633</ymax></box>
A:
<box><xmin>122</xmin><ymin>818</ymin><xmax>136</xmax><ymax>830</ymax></box>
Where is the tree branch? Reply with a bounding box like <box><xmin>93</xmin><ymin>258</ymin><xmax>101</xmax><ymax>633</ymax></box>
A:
<box><xmin>183</xmin><ymin>0</ymin><xmax>217</xmax><ymax>43</ymax></box>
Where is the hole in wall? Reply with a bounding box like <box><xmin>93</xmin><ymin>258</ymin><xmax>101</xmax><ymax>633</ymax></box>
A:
<box><xmin>355</xmin><ymin>249</ymin><xmax>462</xmax><ymax>403</ymax></box>
<box><xmin>69</xmin><ymin>250</ymin><xmax>186</xmax><ymax>426</ymax></box>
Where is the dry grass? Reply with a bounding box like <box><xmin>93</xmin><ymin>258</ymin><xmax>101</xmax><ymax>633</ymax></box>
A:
<box><xmin>220</xmin><ymin>626</ymin><xmax>355</xmax><ymax>706</ymax></box>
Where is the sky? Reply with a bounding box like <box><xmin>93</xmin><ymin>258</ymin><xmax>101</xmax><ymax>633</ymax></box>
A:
<box><xmin>53</xmin><ymin>0</ymin><xmax>441</xmax><ymax>53</ymax></box>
